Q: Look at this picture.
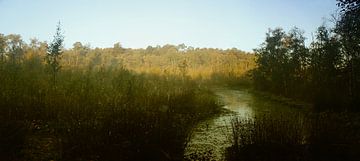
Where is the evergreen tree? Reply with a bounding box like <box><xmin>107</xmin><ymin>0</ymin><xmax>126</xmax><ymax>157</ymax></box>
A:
<box><xmin>46</xmin><ymin>22</ymin><xmax>64</xmax><ymax>86</ymax></box>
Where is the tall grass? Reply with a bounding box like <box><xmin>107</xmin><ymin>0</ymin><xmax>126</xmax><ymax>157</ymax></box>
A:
<box><xmin>226</xmin><ymin>112</ymin><xmax>360</xmax><ymax>161</ymax></box>
<box><xmin>230</xmin><ymin>113</ymin><xmax>306</xmax><ymax>147</ymax></box>
<box><xmin>0</xmin><ymin>55</ymin><xmax>220</xmax><ymax>161</ymax></box>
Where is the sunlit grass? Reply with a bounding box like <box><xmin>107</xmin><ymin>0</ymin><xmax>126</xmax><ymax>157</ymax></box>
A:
<box><xmin>0</xmin><ymin>55</ymin><xmax>221</xmax><ymax>161</ymax></box>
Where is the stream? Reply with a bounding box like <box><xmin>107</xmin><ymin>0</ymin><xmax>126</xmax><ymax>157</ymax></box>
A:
<box><xmin>184</xmin><ymin>87</ymin><xmax>305</xmax><ymax>160</ymax></box>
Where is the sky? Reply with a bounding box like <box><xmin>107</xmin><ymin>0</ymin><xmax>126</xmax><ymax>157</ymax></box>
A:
<box><xmin>0</xmin><ymin>0</ymin><xmax>338</xmax><ymax>51</ymax></box>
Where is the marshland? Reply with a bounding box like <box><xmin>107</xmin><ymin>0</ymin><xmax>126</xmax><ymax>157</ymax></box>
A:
<box><xmin>1</xmin><ymin>0</ymin><xmax>360</xmax><ymax>161</ymax></box>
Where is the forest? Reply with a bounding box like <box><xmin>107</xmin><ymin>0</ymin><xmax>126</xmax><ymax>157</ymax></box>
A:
<box><xmin>0</xmin><ymin>0</ymin><xmax>359</xmax><ymax>161</ymax></box>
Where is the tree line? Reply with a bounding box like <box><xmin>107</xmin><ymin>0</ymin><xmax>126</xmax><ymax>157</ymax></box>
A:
<box><xmin>1</xmin><ymin>34</ymin><xmax>255</xmax><ymax>85</ymax></box>
<box><xmin>252</xmin><ymin>0</ymin><xmax>360</xmax><ymax>111</ymax></box>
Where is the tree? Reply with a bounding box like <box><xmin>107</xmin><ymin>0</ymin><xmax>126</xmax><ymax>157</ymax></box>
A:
<box><xmin>73</xmin><ymin>42</ymin><xmax>90</xmax><ymax>55</ymax></box>
<box><xmin>113</xmin><ymin>42</ymin><xmax>124</xmax><ymax>54</ymax></box>
<box><xmin>336</xmin><ymin>0</ymin><xmax>360</xmax><ymax>107</ymax></box>
<box><xmin>309</xmin><ymin>25</ymin><xmax>343</xmax><ymax>107</ymax></box>
<box><xmin>25</xmin><ymin>38</ymin><xmax>41</xmax><ymax>60</ymax></box>
<box><xmin>73</xmin><ymin>41</ymin><xmax>83</xmax><ymax>51</ymax></box>
<box><xmin>286</xmin><ymin>28</ymin><xmax>308</xmax><ymax>75</ymax></box>
<box><xmin>283</xmin><ymin>28</ymin><xmax>309</xmax><ymax>96</ymax></box>
<box><xmin>253</xmin><ymin>27</ymin><xmax>310</xmax><ymax>97</ymax></box>
<box><xmin>162</xmin><ymin>44</ymin><xmax>178</xmax><ymax>55</ymax></box>
<box><xmin>6</xmin><ymin>34</ymin><xmax>24</xmax><ymax>64</ymax></box>
<box><xmin>71</xmin><ymin>42</ymin><xmax>90</xmax><ymax>66</ymax></box>
<box><xmin>46</xmin><ymin>22</ymin><xmax>64</xmax><ymax>86</ymax></box>
<box><xmin>30</xmin><ymin>38</ymin><xmax>40</xmax><ymax>49</ymax></box>
<box><xmin>253</xmin><ymin>28</ymin><xmax>290</xmax><ymax>94</ymax></box>
<box><xmin>177</xmin><ymin>43</ymin><xmax>187</xmax><ymax>52</ymax></box>
<box><xmin>0</xmin><ymin>34</ymin><xmax>6</xmax><ymax>62</ymax></box>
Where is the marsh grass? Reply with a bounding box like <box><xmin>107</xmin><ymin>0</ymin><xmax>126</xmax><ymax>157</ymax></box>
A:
<box><xmin>0</xmin><ymin>56</ymin><xmax>220</xmax><ymax>161</ymax></box>
<box><xmin>227</xmin><ymin>112</ymin><xmax>360</xmax><ymax>161</ymax></box>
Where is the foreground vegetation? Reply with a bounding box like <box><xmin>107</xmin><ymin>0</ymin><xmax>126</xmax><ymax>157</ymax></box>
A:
<box><xmin>227</xmin><ymin>112</ymin><xmax>360</xmax><ymax>161</ymax></box>
<box><xmin>0</xmin><ymin>54</ymin><xmax>224</xmax><ymax>160</ymax></box>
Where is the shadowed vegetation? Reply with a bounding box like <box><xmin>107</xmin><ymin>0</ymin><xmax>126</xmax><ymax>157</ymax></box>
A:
<box><xmin>252</xmin><ymin>0</ymin><xmax>360</xmax><ymax>111</ymax></box>
<box><xmin>227</xmin><ymin>112</ymin><xmax>360</xmax><ymax>161</ymax></box>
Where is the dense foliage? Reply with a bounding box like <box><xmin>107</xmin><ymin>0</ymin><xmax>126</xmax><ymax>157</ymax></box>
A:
<box><xmin>252</xmin><ymin>0</ymin><xmax>360</xmax><ymax>111</ymax></box>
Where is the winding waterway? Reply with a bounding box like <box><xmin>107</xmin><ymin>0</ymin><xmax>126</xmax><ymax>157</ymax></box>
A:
<box><xmin>184</xmin><ymin>87</ymin><xmax>306</xmax><ymax>160</ymax></box>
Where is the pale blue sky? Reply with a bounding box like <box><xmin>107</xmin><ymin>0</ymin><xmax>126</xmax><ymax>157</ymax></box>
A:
<box><xmin>0</xmin><ymin>0</ymin><xmax>338</xmax><ymax>51</ymax></box>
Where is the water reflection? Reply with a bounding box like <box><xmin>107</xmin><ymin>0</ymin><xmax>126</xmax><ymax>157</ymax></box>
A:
<box><xmin>185</xmin><ymin>88</ymin><xmax>255</xmax><ymax>160</ymax></box>
<box><xmin>216</xmin><ymin>88</ymin><xmax>254</xmax><ymax>118</ymax></box>
<box><xmin>185</xmin><ymin>88</ymin><xmax>359</xmax><ymax>161</ymax></box>
<box><xmin>185</xmin><ymin>87</ymin><xmax>307</xmax><ymax>160</ymax></box>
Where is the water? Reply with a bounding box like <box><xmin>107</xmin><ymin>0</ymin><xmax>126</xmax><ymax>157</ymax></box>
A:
<box><xmin>184</xmin><ymin>87</ymin><xmax>305</xmax><ymax>160</ymax></box>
